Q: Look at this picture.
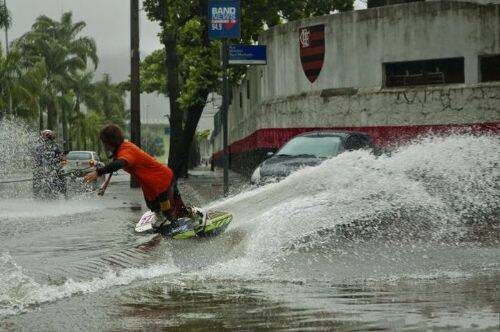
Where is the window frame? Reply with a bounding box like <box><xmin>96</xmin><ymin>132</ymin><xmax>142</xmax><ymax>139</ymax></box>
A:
<box><xmin>383</xmin><ymin>57</ymin><xmax>465</xmax><ymax>88</ymax></box>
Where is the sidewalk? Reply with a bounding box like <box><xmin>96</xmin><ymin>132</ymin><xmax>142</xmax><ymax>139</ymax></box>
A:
<box><xmin>177</xmin><ymin>166</ymin><xmax>248</xmax><ymax>206</ymax></box>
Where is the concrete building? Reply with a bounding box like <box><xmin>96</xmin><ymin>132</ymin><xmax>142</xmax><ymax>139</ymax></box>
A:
<box><xmin>212</xmin><ymin>0</ymin><xmax>500</xmax><ymax>175</ymax></box>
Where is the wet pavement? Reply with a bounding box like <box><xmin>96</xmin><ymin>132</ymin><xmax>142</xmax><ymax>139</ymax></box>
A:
<box><xmin>1</xmin><ymin>135</ymin><xmax>500</xmax><ymax>331</ymax></box>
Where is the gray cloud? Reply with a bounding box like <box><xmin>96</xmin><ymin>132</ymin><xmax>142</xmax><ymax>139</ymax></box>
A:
<box><xmin>7</xmin><ymin>0</ymin><xmax>162</xmax><ymax>82</ymax></box>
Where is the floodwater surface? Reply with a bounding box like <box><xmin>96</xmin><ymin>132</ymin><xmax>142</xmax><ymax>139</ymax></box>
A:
<box><xmin>0</xmin><ymin>130</ymin><xmax>499</xmax><ymax>331</ymax></box>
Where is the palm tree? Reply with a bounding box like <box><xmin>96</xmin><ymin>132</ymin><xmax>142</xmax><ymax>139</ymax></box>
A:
<box><xmin>71</xmin><ymin>71</ymin><xmax>98</xmax><ymax>150</ymax></box>
<box><xmin>84</xmin><ymin>110</ymin><xmax>105</xmax><ymax>154</ymax></box>
<box><xmin>14</xmin><ymin>12</ymin><xmax>98</xmax><ymax>149</ymax></box>
<box><xmin>12</xmin><ymin>60</ymin><xmax>48</xmax><ymax>124</ymax></box>
<box><xmin>93</xmin><ymin>74</ymin><xmax>126</xmax><ymax>128</ymax></box>
<box><xmin>0</xmin><ymin>48</ymin><xmax>33</xmax><ymax>119</ymax></box>
<box><xmin>0</xmin><ymin>1</ymin><xmax>12</xmax><ymax>119</ymax></box>
<box><xmin>0</xmin><ymin>1</ymin><xmax>10</xmax><ymax>30</ymax></box>
<box><xmin>0</xmin><ymin>1</ymin><xmax>10</xmax><ymax>51</ymax></box>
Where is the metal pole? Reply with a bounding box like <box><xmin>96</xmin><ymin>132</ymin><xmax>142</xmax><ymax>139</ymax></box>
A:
<box><xmin>4</xmin><ymin>0</ymin><xmax>8</xmax><ymax>55</ymax></box>
<box><xmin>222</xmin><ymin>39</ymin><xmax>229</xmax><ymax>196</ymax></box>
<box><xmin>4</xmin><ymin>0</ymin><xmax>12</xmax><ymax>117</ymax></box>
<box><xmin>130</xmin><ymin>0</ymin><xmax>141</xmax><ymax>188</ymax></box>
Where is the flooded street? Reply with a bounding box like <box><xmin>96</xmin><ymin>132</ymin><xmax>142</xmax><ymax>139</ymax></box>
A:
<box><xmin>1</xmin><ymin>134</ymin><xmax>499</xmax><ymax>331</ymax></box>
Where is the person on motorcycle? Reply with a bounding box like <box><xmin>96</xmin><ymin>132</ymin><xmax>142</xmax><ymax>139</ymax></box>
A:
<box><xmin>32</xmin><ymin>129</ymin><xmax>67</xmax><ymax>199</ymax></box>
<box><xmin>83</xmin><ymin>124</ymin><xmax>204</xmax><ymax>230</ymax></box>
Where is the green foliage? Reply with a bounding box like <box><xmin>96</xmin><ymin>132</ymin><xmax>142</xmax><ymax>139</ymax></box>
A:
<box><xmin>141</xmin><ymin>130</ymin><xmax>166</xmax><ymax>157</ymax></box>
<box><xmin>141</xmin><ymin>0</ymin><xmax>354</xmax><ymax>104</ymax></box>
<box><xmin>13</xmin><ymin>11</ymin><xmax>100</xmax><ymax>136</ymax></box>
<box><xmin>140</xmin><ymin>49</ymin><xmax>167</xmax><ymax>94</ymax></box>
<box><xmin>93</xmin><ymin>74</ymin><xmax>126</xmax><ymax>129</ymax></box>
<box><xmin>196</xmin><ymin>129</ymin><xmax>211</xmax><ymax>140</ymax></box>
<box><xmin>0</xmin><ymin>49</ymin><xmax>30</xmax><ymax>112</ymax></box>
<box><xmin>0</xmin><ymin>0</ymin><xmax>11</xmax><ymax>29</ymax></box>
<box><xmin>0</xmin><ymin>11</ymin><xmax>126</xmax><ymax>155</ymax></box>
<box><xmin>143</xmin><ymin>0</ymin><xmax>220</xmax><ymax>109</ymax></box>
<box><xmin>85</xmin><ymin>109</ymin><xmax>106</xmax><ymax>155</ymax></box>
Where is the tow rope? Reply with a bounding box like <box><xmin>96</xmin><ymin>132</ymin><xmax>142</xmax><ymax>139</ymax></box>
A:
<box><xmin>97</xmin><ymin>174</ymin><xmax>112</xmax><ymax>196</ymax></box>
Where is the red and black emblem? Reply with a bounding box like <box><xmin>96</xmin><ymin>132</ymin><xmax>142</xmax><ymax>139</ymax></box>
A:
<box><xmin>299</xmin><ymin>24</ymin><xmax>325</xmax><ymax>83</ymax></box>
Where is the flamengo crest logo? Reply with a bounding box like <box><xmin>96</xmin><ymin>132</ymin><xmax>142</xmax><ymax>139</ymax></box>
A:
<box><xmin>299</xmin><ymin>25</ymin><xmax>325</xmax><ymax>83</ymax></box>
<box><xmin>299</xmin><ymin>29</ymin><xmax>311</xmax><ymax>48</ymax></box>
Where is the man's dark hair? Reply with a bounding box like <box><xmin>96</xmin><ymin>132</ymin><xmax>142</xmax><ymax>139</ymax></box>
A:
<box><xmin>99</xmin><ymin>124</ymin><xmax>124</xmax><ymax>148</ymax></box>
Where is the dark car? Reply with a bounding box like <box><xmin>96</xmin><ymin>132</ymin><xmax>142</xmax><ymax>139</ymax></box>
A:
<box><xmin>250</xmin><ymin>131</ymin><xmax>374</xmax><ymax>184</ymax></box>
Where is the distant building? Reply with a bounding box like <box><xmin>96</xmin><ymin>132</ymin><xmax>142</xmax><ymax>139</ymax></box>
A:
<box><xmin>199</xmin><ymin>93</ymin><xmax>221</xmax><ymax>132</ymax></box>
<box><xmin>212</xmin><ymin>0</ymin><xmax>500</xmax><ymax>175</ymax></box>
<box><xmin>140</xmin><ymin>93</ymin><xmax>170</xmax><ymax>131</ymax></box>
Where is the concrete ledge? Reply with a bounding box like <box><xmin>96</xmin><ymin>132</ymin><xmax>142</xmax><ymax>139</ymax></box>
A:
<box><xmin>261</xmin><ymin>82</ymin><xmax>500</xmax><ymax>107</ymax></box>
<box><xmin>320</xmin><ymin>88</ymin><xmax>359</xmax><ymax>98</ymax></box>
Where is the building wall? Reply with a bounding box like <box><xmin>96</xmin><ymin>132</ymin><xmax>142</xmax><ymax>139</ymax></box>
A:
<box><xmin>212</xmin><ymin>1</ymin><xmax>500</xmax><ymax>174</ymax></box>
<box><xmin>199</xmin><ymin>137</ymin><xmax>213</xmax><ymax>163</ymax></box>
<box><xmin>258</xmin><ymin>1</ymin><xmax>499</xmax><ymax>97</ymax></box>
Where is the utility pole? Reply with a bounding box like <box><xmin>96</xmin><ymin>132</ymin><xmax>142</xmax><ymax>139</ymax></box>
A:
<box><xmin>221</xmin><ymin>40</ymin><xmax>229</xmax><ymax>196</ymax></box>
<box><xmin>3</xmin><ymin>0</ymin><xmax>8</xmax><ymax>54</ymax></box>
<box><xmin>130</xmin><ymin>0</ymin><xmax>141</xmax><ymax>188</ymax></box>
<box><xmin>208</xmin><ymin>0</ymin><xmax>240</xmax><ymax>196</ymax></box>
<box><xmin>3</xmin><ymin>0</ymin><xmax>12</xmax><ymax>117</ymax></box>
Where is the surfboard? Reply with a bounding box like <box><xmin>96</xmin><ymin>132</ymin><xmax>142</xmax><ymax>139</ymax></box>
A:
<box><xmin>135</xmin><ymin>210</ymin><xmax>232</xmax><ymax>239</ymax></box>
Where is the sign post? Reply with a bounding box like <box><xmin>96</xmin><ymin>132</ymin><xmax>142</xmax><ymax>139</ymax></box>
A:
<box><xmin>208</xmin><ymin>0</ymin><xmax>240</xmax><ymax>196</ymax></box>
<box><xmin>221</xmin><ymin>40</ymin><xmax>229</xmax><ymax>196</ymax></box>
<box><xmin>130</xmin><ymin>0</ymin><xmax>141</xmax><ymax>188</ymax></box>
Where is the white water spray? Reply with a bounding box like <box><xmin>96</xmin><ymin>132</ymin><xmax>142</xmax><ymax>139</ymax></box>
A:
<box><xmin>0</xmin><ymin>133</ymin><xmax>498</xmax><ymax>317</ymax></box>
<box><xmin>204</xmin><ymin>133</ymin><xmax>499</xmax><ymax>278</ymax></box>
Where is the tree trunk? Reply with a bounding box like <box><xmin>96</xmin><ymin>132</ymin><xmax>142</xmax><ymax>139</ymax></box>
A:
<box><xmin>68</xmin><ymin>119</ymin><xmax>73</xmax><ymax>150</ymax></box>
<box><xmin>173</xmin><ymin>4</ymin><xmax>211</xmax><ymax>177</ymax></box>
<box><xmin>62</xmin><ymin>106</ymin><xmax>69</xmax><ymax>152</ymax></box>
<box><xmin>82</xmin><ymin>122</ymin><xmax>87</xmax><ymax>150</ymax></box>
<box><xmin>47</xmin><ymin>100</ymin><xmax>57</xmax><ymax>130</ymax></box>
<box><xmin>72</xmin><ymin>99</ymin><xmax>81</xmax><ymax>150</ymax></box>
<box><xmin>175</xmin><ymin>90</ymin><xmax>209</xmax><ymax>176</ymax></box>
<box><xmin>162</xmin><ymin>0</ymin><xmax>215</xmax><ymax>178</ymax></box>
<box><xmin>97</xmin><ymin>137</ymin><xmax>102</xmax><ymax>156</ymax></box>
<box><xmin>38</xmin><ymin>102</ymin><xmax>44</xmax><ymax>131</ymax></box>
<box><xmin>163</xmin><ymin>30</ymin><xmax>184</xmax><ymax>178</ymax></box>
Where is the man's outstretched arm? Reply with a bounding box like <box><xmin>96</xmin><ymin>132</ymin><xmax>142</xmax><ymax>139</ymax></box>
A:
<box><xmin>84</xmin><ymin>159</ymin><xmax>127</xmax><ymax>183</ymax></box>
<box><xmin>96</xmin><ymin>159</ymin><xmax>127</xmax><ymax>176</ymax></box>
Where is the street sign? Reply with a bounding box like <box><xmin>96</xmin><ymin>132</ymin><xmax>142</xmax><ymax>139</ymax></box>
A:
<box><xmin>229</xmin><ymin>45</ymin><xmax>267</xmax><ymax>65</ymax></box>
<box><xmin>208</xmin><ymin>1</ymin><xmax>241</xmax><ymax>40</ymax></box>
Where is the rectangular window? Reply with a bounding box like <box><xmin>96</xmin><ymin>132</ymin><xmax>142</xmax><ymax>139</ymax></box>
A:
<box><xmin>239</xmin><ymin>91</ymin><xmax>243</xmax><ymax>108</ymax></box>
<box><xmin>480</xmin><ymin>55</ymin><xmax>500</xmax><ymax>82</ymax></box>
<box><xmin>247</xmin><ymin>80</ymin><xmax>250</xmax><ymax>99</ymax></box>
<box><xmin>384</xmin><ymin>57</ymin><xmax>464</xmax><ymax>87</ymax></box>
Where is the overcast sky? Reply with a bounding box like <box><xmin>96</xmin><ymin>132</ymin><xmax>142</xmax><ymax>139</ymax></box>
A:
<box><xmin>7</xmin><ymin>0</ymin><xmax>162</xmax><ymax>82</ymax></box>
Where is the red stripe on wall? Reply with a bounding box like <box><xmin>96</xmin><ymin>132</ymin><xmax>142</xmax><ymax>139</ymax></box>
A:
<box><xmin>309</xmin><ymin>32</ymin><xmax>325</xmax><ymax>41</ymax></box>
<box><xmin>300</xmin><ymin>46</ymin><xmax>325</xmax><ymax>57</ymax></box>
<box><xmin>212</xmin><ymin>123</ymin><xmax>500</xmax><ymax>159</ymax></box>
<box><xmin>302</xmin><ymin>60</ymin><xmax>324</xmax><ymax>70</ymax></box>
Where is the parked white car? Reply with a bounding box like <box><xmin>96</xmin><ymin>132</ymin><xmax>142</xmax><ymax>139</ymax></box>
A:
<box><xmin>63</xmin><ymin>151</ymin><xmax>104</xmax><ymax>176</ymax></box>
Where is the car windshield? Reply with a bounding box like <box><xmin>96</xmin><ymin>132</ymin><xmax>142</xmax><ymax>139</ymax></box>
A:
<box><xmin>66</xmin><ymin>152</ymin><xmax>93</xmax><ymax>160</ymax></box>
<box><xmin>276</xmin><ymin>136</ymin><xmax>341</xmax><ymax>158</ymax></box>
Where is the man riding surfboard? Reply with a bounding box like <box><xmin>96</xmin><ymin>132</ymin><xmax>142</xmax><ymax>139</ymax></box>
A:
<box><xmin>83</xmin><ymin>124</ymin><xmax>204</xmax><ymax>230</ymax></box>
